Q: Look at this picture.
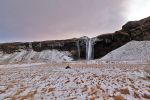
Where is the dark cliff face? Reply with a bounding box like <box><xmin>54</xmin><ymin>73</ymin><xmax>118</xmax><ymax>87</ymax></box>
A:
<box><xmin>0</xmin><ymin>16</ymin><xmax>150</xmax><ymax>60</ymax></box>
<box><xmin>122</xmin><ymin>16</ymin><xmax>150</xmax><ymax>40</ymax></box>
<box><xmin>94</xmin><ymin>32</ymin><xmax>130</xmax><ymax>59</ymax></box>
<box><xmin>94</xmin><ymin>16</ymin><xmax>150</xmax><ymax>59</ymax></box>
<box><xmin>0</xmin><ymin>38</ymin><xmax>88</xmax><ymax>60</ymax></box>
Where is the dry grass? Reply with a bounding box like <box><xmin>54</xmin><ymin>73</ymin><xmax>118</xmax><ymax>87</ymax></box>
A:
<box><xmin>17</xmin><ymin>90</ymin><xmax>37</xmax><ymax>100</ymax></box>
<box><xmin>134</xmin><ymin>91</ymin><xmax>140</xmax><ymax>98</ymax></box>
<box><xmin>142</xmin><ymin>94</ymin><xmax>150</xmax><ymax>99</ymax></box>
<box><xmin>144</xmin><ymin>66</ymin><xmax>150</xmax><ymax>79</ymax></box>
<box><xmin>41</xmin><ymin>87</ymin><xmax>55</xmax><ymax>93</ymax></box>
<box><xmin>114</xmin><ymin>95</ymin><xmax>124</xmax><ymax>100</ymax></box>
<box><xmin>119</xmin><ymin>88</ymin><xmax>130</xmax><ymax>95</ymax></box>
<box><xmin>11</xmin><ymin>87</ymin><xmax>26</xmax><ymax>99</ymax></box>
<box><xmin>47</xmin><ymin>87</ymin><xmax>55</xmax><ymax>93</ymax></box>
<box><xmin>0</xmin><ymin>90</ymin><xmax>5</xmax><ymax>94</ymax></box>
<box><xmin>0</xmin><ymin>62</ymin><xmax>149</xmax><ymax>99</ymax></box>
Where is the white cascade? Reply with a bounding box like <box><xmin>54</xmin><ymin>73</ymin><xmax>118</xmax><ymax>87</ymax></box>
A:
<box><xmin>86</xmin><ymin>38</ymin><xmax>93</xmax><ymax>60</ymax></box>
<box><xmin>29</xmin><ymin>42</ymin><xmax>33</xmax><ymax>49</ymax></box>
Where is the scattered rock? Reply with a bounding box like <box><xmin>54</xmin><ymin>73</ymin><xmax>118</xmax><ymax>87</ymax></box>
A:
<box><xmin>65</xmin><ymin>65</ymin><xmax>71</xmax><ymax>69</ymax></box>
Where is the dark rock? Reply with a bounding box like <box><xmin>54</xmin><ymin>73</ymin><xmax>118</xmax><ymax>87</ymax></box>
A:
<box><xmin>122</xmin><ymin>16</ymin><xmax>150</xmax><ymax>40</ymax></box>
<box><xmin>65</xmin><ymin>65</ymin><xmax>71</xmax><ymax>69</ymax></box>
<box><xmin>0</xmin><ymin>38</ymin><xmax>87</xmax><ymax>59</ymax></box>
<box><xmin>93</xmin><ymin>16</ymin><xmax>150</xmax><ymax>59</ymax></box>
<box><xmin>94</xmin><ymin>32</ymin><xmax>130</xmax><ymax>59</ymax></box>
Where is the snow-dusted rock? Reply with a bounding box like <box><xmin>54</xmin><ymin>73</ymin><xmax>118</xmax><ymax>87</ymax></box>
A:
<box><xmin>101</xmin><ymin>41</ymin><xmax>150</xmax><ymax>62</ymax></box>
<box><xmin>0</xmin><ymin>50</ymin><xmax>73</xmax><ymax>63</ymax></box>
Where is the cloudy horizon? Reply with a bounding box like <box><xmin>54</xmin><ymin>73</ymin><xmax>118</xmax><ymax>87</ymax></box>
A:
<box><xmin>0</xmin><ymin>0</ymin><xmax>150</xmax><ymax>43</ymax></box>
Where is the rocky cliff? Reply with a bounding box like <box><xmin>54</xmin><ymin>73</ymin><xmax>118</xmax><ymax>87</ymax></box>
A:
<box><xmin>0</xmin><ymin>37</ymin><xmax>89</xmax><ymax>60</ymax></box>
<box><xmin>94</xmin><ymin>16</ymin><xmax>150</xmax><ymax>59</ymax></box>
<box><xmin>0</xmin><ymin>16</ymin><xmax>150</xmax><ymax>60</ymax></box>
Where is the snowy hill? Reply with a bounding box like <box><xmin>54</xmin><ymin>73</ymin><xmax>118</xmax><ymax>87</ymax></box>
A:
<box><xmin>0</xmin><ymin>50</ymin><xmax>73</xmax><ymax>63</ymax></box>
<box><xmin>101</xmin><ymin>41</ymin><xmax>150</xmax><ymax>62</ymax></box>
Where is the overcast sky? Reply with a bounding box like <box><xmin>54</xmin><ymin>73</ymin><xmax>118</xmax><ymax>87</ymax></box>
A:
<box><xmin>0</xmin><ymin>0</ymin><xmax>150</xmax><ymax>42</ymax></box>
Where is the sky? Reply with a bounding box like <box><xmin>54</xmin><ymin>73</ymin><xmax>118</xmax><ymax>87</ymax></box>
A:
<box><xmin>0</xmin><ymin>0</ymin><xmax>150</xmax><ymax>42</ymax></box>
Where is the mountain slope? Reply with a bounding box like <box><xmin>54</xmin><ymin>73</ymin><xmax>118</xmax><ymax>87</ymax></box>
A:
<box><xmin>0</xmin><ymin>50</ymin><xmax>73</xmax><ymax>64</ymax></box>
<box><xmin>101</xmin><ymin>41</ymin><xmax>150</xmax><ymax>62</ymax></box>
<box><xmin>94</xmin><ymin>16</ymin><xmax>150</xmax><ymax>59</ymax></box>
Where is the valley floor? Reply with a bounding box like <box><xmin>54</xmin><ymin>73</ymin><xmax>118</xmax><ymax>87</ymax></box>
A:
<box><xmin>0</xmin><ymin>62</ymin><xmax>150</xmax><ymax>100</ymax></box>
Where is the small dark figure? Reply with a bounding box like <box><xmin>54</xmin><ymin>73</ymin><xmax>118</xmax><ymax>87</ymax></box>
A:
<box><xmin>65</xmin><ymin>65</ymin><xmax>71</xmax><ymax>69</ymax></box>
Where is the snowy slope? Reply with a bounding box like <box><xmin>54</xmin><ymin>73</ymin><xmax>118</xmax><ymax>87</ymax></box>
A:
<box><xmin>0</xmin><ymin>50</ymin><xmax>73</xmax><ymax>63</ymax></box>
<box><xmin>101</xmin><ymin>41</ymin><xmax>150</xmax><ymax>62</ymax></box>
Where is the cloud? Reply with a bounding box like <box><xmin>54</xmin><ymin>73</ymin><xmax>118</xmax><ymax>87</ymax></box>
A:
<box><xmin>0</xmin><ymin>0</ymin><xmax>128</xmax><ymax>42</ymax></box>
<box><xmin>126</xmin><ymin>0</ymin><xmax>150</xmax><ymax>21</ymax></box>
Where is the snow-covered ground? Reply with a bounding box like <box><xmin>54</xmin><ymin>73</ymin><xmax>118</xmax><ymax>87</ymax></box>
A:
<box><xmin>0</xmin><ymin>62</ymin><xmax>150</xmax><ymax>100</ymax></box>
<box><xmin>0</xmin><ymin>50</ymin><xmax>73</xmax><ymax>64</ymax></box>
<box><xmin>101</xmin><ymin>41</ymin><xmax>150</xmax><ymax>63</ymax></box>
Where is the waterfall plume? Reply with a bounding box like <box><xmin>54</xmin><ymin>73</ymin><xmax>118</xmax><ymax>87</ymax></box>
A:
<box><xmin>86</xmin><ymin>38</ymin><xmax>94</xmax><ymax>60</ymax></box>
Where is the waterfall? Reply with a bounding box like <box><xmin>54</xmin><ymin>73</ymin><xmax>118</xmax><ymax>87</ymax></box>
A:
<box><xmin>29</xmin><ymin>42</ymin><xmax>32</xmax><ymax>49</ymax></box>
<box><xmin>86</xmin><ymin>38</ymin><xmax>93</xmax><ymax>60</ymax></box>
<box><xmin>39</xmin><ymin>42</ymin><xmax>42</xmax><ymax>48</ymax></box>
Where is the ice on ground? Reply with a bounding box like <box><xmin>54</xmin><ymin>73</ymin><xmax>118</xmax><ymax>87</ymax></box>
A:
<box><xmin>0</xmin><ymin>63</ymin><xmax>149</xmax><ymax>100</ymax></box>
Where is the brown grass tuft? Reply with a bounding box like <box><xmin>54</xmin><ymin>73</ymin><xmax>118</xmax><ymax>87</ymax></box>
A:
<box><xmin>0</xmin><ymin>90</ymin><xmax>5</xmax><ymax>94</ymax></box>
<box><xmin>134</xmin><ymin>91</ymin><xmax>140</xmax><ymax>98</ymax></box>
<box><xmin>142</xmin><ymin>94</ymin><xmax>150</xmax><ymax>99</ymax></box>
<box><xmin>47</xmin><ymin>87</ymin><xmax>55</xmax><ymax>93</ymax></box>
<box><xmin>119</xmin><ymin>88</ymin><xmax>130</xmax><ymax>95</ymax></box>
<box><xmin>114</xmin><ymin>95</ymin><xmax>124</xmax><ymax>100</ymax></box>
<box><xmin>18</xmin><ymin>90</ymin><xmax>37</xmax><ymax>100</ymax></box>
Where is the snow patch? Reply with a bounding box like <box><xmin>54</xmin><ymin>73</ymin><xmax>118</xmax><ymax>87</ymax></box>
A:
<box><xmin>101</xmin><ymin>41</ymin><xmax>150</xmax><ymax>63</ymax></box>
<box><xmin>0</xmin><ymin>50</ymin><xmax>73</xmax><ymax>64</ymax></box>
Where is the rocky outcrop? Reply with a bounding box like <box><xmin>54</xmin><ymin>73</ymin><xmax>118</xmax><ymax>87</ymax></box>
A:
<box><xmin>94</xmin><ymin>32</ymin><xmax>130</xmax><ymax>59</ymax></box>
<box><xmin>122</xmin><ymin>16</ymin><xmax>150</xmax><ymax>40</ymax></box>
<box><xmin>94</xmin><ymin>16</ymin><xmax>150</xmax><ymax>59</ymax></box>
<box><xmin>0</xmin><ymin>37</ymin><xmax>89</xmax><ymax>60</ymax></box>
<box><xmin>0</xmin><ymin>16</ymin><xmax>150</xmax><ymax>60</ymax></box>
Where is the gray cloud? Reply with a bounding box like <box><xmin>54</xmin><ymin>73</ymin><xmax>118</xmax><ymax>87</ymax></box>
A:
<box><xmin>0</xmin><ymin>0</ymin><xmax>128</xmax><ymax>42</ymax></box>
